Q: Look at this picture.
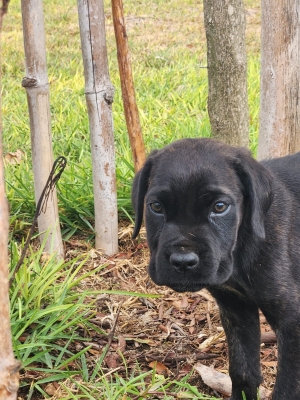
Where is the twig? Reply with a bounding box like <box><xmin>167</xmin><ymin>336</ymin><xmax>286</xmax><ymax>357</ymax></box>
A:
<box><xmin>145</xmin><ymin>352</ymin><xmax>218</xmax><ymax>364</ymax></box>
<box><xmin>101</xmin><ymin>300</ymin><xmax>124</xmax><ymax>360</ymax></box>
<box><xmin>10</xmin><ymin>156</ymin><xmax>67</xmax><ymax>285</ymax></box>
<box><xmin>206</xmin><ymin>300</ymin><xmax>212</xmax><ymax>331</ymax></box>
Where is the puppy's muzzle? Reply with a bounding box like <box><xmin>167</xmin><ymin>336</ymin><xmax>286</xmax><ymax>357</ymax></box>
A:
<box><xmin>169</xmin><ymin>252</ymin><xmax>199</xmax><ymax>273</ymax></box>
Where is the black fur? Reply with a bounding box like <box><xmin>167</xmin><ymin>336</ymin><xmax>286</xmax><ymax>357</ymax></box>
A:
<box><xmin>132</xmin><ymin>138</ymin><xmax>300</xmax><ymax>400</ymax></box>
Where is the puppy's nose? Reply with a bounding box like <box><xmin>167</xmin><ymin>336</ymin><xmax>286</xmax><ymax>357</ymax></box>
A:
<box><xmin>170</xmin><ymin>252</ymin><xmax>199</xmax><ymax>273</ymax></box>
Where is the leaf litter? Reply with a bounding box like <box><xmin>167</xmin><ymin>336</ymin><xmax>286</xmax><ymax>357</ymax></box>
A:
<box><xmin>38</xmin><ymin>223</ymin><xmax>277</xmax><ymax>399</ymax></box>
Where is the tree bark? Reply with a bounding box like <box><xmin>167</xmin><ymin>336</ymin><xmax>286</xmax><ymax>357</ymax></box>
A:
<box><xmin>21</xmin><ymin>0</ymin><xmax>64</xmax><ymax>258</ymax></box>
<box><xmin>0</xmin><ymin>2</ymin><xmax>21</xmax><ymax>397</ymax></box>
<box><xmin>111</xmin><ymin>0</ymin><xmax>146</xmax><ymax>172</ymax></box>
<box><xmin>77</xmin><ymin>0</ymin><xmax>118</xmax><ymax>255</ymax></box>
<box><xmin>203</xmin><ymin>0</ymin><xmax>249</xmax><ymax>147</ymax></box>
<box><xmin>257</xmin><ymin>0</ymin><xmax>300</xmax><ymax>160</ymax></box>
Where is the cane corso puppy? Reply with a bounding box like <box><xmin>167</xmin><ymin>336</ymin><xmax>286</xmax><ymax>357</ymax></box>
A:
<box><xmin>131</xmin><ymin>138</ymin><xmax>300</xmax><ymax>400</ymax></box>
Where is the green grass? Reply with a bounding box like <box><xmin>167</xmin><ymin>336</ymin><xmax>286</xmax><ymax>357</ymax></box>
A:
<box><xmin>2</xmin><ymin>0</ymin><xmax>261</xmax><ymax>238</ymax></box>
<box><xmin>2</xmin><ymin>0</ymin><xmax>261</xmax><ymax>397</ymax></box>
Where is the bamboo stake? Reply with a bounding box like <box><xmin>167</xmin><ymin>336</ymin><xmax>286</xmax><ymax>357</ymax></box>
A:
<box><xmin>0</xmin><ymin>146</ymin><xmax>20</xmax><ymax>399</ymax></box>
<box><xmin>111</xmin><ymin>0</ymin><xmax>146</xmax><ymax>172</ymax></box>
<box><xmin>0</xmin><ymin>2</ymin><xmax>21</xmax><ymax>397</ymax></box>
<box><xmin>77</xmin><ymin>0</ymin><xmax>118</xmax><ymax>255</ymax></box>
<box><xmin>21</xmin><ymin>0</ymin><xmax>64</xmax><ymax>258</ymax></box>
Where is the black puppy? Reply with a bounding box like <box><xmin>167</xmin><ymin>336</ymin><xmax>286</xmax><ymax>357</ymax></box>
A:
<box><xmin>132</xmin><ymin>138</ymin><xmax>300</xmax><ymax>400</ymax></box>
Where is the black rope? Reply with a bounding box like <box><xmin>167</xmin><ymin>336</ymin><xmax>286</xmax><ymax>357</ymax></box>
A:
<box><xmin>10</xmin><ymin>156</ymin><xmax>67</xmax><ymax>285</ymax></box>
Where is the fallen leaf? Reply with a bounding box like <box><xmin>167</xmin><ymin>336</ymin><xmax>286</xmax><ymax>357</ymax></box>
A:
<box><xmin>197</xmin><ymin>289</ymin><xmax>215</xmax><ymax>302</ymax></box>
<box><xmin>118</xmin><ymin>225</ymin><xmax>134</xmax><ymax>239</ymax></box>
<box><xmin>159</xmin><ymin>324</ymin><xmax>169</xmax><ymax>334</ymax></box>
<box><xmin>195</xmin><ymin>363</ymin><xmax>272</xmax><ymax>400</ymax></box>
<box><xmin>172</xmin><ymin>299</ymin><xmax>183</xmax><ymax>309</ymax></box>
<box><xmin>4</xmin><ymin>149</ymin><xmax>24</xmax><ymax>165</ymax></box>
<box><xmin>118</xmin><ymin>334</ymin><xmax>126</xmax><ymax>352</ymax></box>
<box><xmin>87</xmin><ymin>348</ymin><xmax>101</xmax><ymax>355</ymax></box>
<box><xmin>199</xmin><ymin>332</ymin><xmax>225</xmax><ymax>350</ymax></box>
<box><xmin>261</xmin><ymin>361</ymin><xmax>277</xmax><ymax>367</ymax></box>
<box><xmin>105</xmin><ymin>352</ymin><xmax>121</xmax><ymax>369</ymax></box>
<box><xmin>158</xmin><ymin>302</ymin><xmax>164</xmax><ymax>319</ymax></box>
<box><xmin>195</xmin><ymin>363</ymin><xmax>232</xmax><ymax>396</ymax></box>
<box><xmin>44</xmin><ymin>382</ymin><xmax>59</xmax><ymax>395</ymax></box>
<box><xmin>180</xmin><ymin>295</ymin><xmax>189</xmax><ymax>308</ymax></box>
<box><xmin>149</xmin><ymin>361</ymin><xmax>169</xmax><ymax>375</ymax></box>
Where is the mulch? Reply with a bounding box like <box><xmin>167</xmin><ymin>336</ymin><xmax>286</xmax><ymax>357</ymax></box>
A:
<box><xmin>50</xmin><ymin>224</ymin><xmax>278</xmax><ymax>399</ymax></box>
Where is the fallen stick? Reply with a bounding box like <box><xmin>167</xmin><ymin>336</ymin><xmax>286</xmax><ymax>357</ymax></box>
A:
<box><xmin>145</xmin><ymin>352</ymin><xmax>218</xmax><ymax>364</ymax></box>
<box><xmin>261</xmin><ymin>331</ymin><xmax>277</xmax><ymax>343</ymax></box>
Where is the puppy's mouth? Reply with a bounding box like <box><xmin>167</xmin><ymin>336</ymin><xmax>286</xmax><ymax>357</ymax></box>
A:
<box><xmin>167</xmin><ymin>281</ymin><xmax>208</xmax><ymax>293</ymax></box>
<box><xmin>148</xmin><ymin>256</ymin><xmax>233</xmax><ymax>293</ymax></box>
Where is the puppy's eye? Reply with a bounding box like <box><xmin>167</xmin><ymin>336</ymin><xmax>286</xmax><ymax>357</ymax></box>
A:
<box><xmin>150</xmin><ymin>202</ymin><xmax>163</xmax><ymax>214</ymax></box>
<box><xmin>212</xmin><ymin>202</ymin><xmax>229</xmax><ymax>214</ymax></box>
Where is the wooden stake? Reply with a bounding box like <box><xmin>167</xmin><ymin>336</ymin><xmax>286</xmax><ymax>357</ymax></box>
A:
<box><xmin>77</xmin><ymin>0</ymin><xmax>118</xmax><ymax>255</ymax></box>
<box><xmin>111</xmin><ymin>0</ymin><xmax>146</xmax><ymax>172</ymax></box>
<box><xmin>21</xmin><ymin>0</ymin><xmax>64</xmax><ymax>258</ymax></box>
<box><xmin>0</xmin><ymin>1</ymin><xmax>21</xmax><ymax>397</ymax></box>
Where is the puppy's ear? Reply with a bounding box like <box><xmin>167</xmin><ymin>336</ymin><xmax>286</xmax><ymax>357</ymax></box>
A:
<box><xmin>131</xmin><ymin>151</ymin><xmax>157</xmax><ymax>239</ymax></box>
<box><xmin>233</xmin><ymin>149</ymin><xmax>273</xmax><ymax>239</ymax></box>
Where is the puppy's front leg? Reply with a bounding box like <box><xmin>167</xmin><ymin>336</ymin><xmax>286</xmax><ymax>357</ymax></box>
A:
<box><xmin>272</xmin><ymin>322</ymin><xmax>300</xmax><ymax>400</ymax></box>
<box><xmin>209</xmin><ymin>288</ymin><xmax>262</xmax><ymax>400</ymax></box>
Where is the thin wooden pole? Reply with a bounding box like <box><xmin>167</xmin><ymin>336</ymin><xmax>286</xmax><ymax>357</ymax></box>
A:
<box><xmin>0</xmin><ymin>2</ymin><xmax>21</xmax><ymax>397</ymax></box>
<box><xmin>0</xmin><ymin>145</ymin><xmax>20</xmax><ymax>399</ymax></box>
<box><xmin>21</xmin><ymin>0</ymin><xmax>64</xmax><ymax>258</ymax></box>
<box><xmin>258</xmin><ymin>0</ymin><xmax>300</xmax><ymax>159</ymax></box>
<box><xmin>111</xmin><ymin>0</ymin><xmax>146</xmax><ymax>172</ymax></box>
<box><xmin>77</xmin><ymin>0</ymin><xmax>118</xmax><ymax>255</ymax></box>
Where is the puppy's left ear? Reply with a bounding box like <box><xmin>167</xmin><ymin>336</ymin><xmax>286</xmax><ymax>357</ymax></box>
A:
<box><xmin>233</xmin><ymin>149</ymin><xmax>273</xmax><ymax>239</ymax></box>
<box><xmin>131</xmin><ymin>151</ymin><xmax>157</xmax><ymax>239</ymax></box>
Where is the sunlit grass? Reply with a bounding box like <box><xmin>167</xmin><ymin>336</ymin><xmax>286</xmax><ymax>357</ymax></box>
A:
<box><xmin>2</xmin><ymin>0</ymin><xmax>260</xmax><ymax>237</ymax></box>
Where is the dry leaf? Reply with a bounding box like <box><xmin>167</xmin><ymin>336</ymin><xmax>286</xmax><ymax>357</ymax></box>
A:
<box><xmin>118</xmin><ymin>334</ymin><xmax>126</xmax><ymax>352</ymax></box>
<box><xmin>180</xmin><ymin>295</ymin><xmax>189</xmax><ymax>308</ymax></box>
<box><xmin>149</xmin><ymin>361</ymin><xmax>169</xmax><ymax>375</ymax></box>
<box><xmin>4</xmin><ymin>149</ymin><xmax>24</xmax><ymax>165</ymax></box>
<box><xmin>199</xmin><ymin>332</ymin><xmax>225</xmax><ymax>350</ymax></box>
<box><xmin>261</xmin><ymin>361</ymin><xmax>277</xmax><ymax>367</ymax></box>
<box><xmin>118</xmin><ymin>225</ymin><xmax>134</xmax><ymax>239</ymax></box>
<box><xmin>195</xmin><ymin>363</ymin><xmax>272</xmax><ymax>400</ymax></box>
<box><xmin>172</xmin><ymin>299</ymin><xmax>183</xmax><ymax>309</ymax></box>
<box><xmin>87</xmin><ymin>348</ymin><xmax>101</xmax><ymax>355</ymax></box>
<box><xmin>159</xmin><ymin>324</ymin><xmax>169</xmax><ymax>334</ymax></box>
<box><xmin>197</xmin><ymin>289</ymin><xmax>215</xmax><ymax>302</ymax></box>
<box><xmin>195</xmin><ymin>363</ymin><xmax>232</xmax><ymax>397</ymax></box>
<box><xmin>44</xmin><ymin>382</ymin><xmax>59</xmax><ymax>395</ymax></box>
<box><xmin>158</xmin><ymin>302</ymin><xmax>164</xmax><ymax>320</ymax></box>
<box><xmin>105</xmin><ymin>352</ymin><xmax>121</xmax><ymax>369</ymax></box>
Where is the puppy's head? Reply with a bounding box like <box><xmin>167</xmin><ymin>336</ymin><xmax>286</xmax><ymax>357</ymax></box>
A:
<box><xmin>132</xmin><ymin>138</ymin><xmax>273</xmax><ymax>292</ymax></box>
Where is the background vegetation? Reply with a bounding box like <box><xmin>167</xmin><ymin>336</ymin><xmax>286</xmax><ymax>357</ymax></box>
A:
<box><xmin>2</xmin><ymin>0</ymin><xmax>260</xmax><ymax>398</ymax></box>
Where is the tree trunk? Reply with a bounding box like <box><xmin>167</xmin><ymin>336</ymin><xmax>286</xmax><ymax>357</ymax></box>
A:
<box><xmin>257</xmin><ymin>0</ymin><xmax>300</xmax><ymax>160</ymax></box>
<box><xmin>111</xmin><ymin>0</ymin><xmax>146</xmax><ymax>172</ymax></box>
<box><xmin>0</xmin><ymin>2</ymin><xmax>21</xmax><ymax>398</ymax></box>
<box><xmin>21</xmin><ymin>0</ymin><xmax>64</xmax><ymax>258</ymax></box>
<box><xmin>77</xmin><ymin>0</ymin><xmax>118</xmax><ymax>255</ymax></box>
<box><xmin>203</xmin><ymin>0</ymin><xmax>249</xmax><ymax>147</ymax></box>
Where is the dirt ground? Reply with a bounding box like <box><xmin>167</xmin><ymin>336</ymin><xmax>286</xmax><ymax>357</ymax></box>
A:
<box><xmin>60</xmin><ymin>224</ymin><xmax>278</xmax><ymax>399</ymax></box>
